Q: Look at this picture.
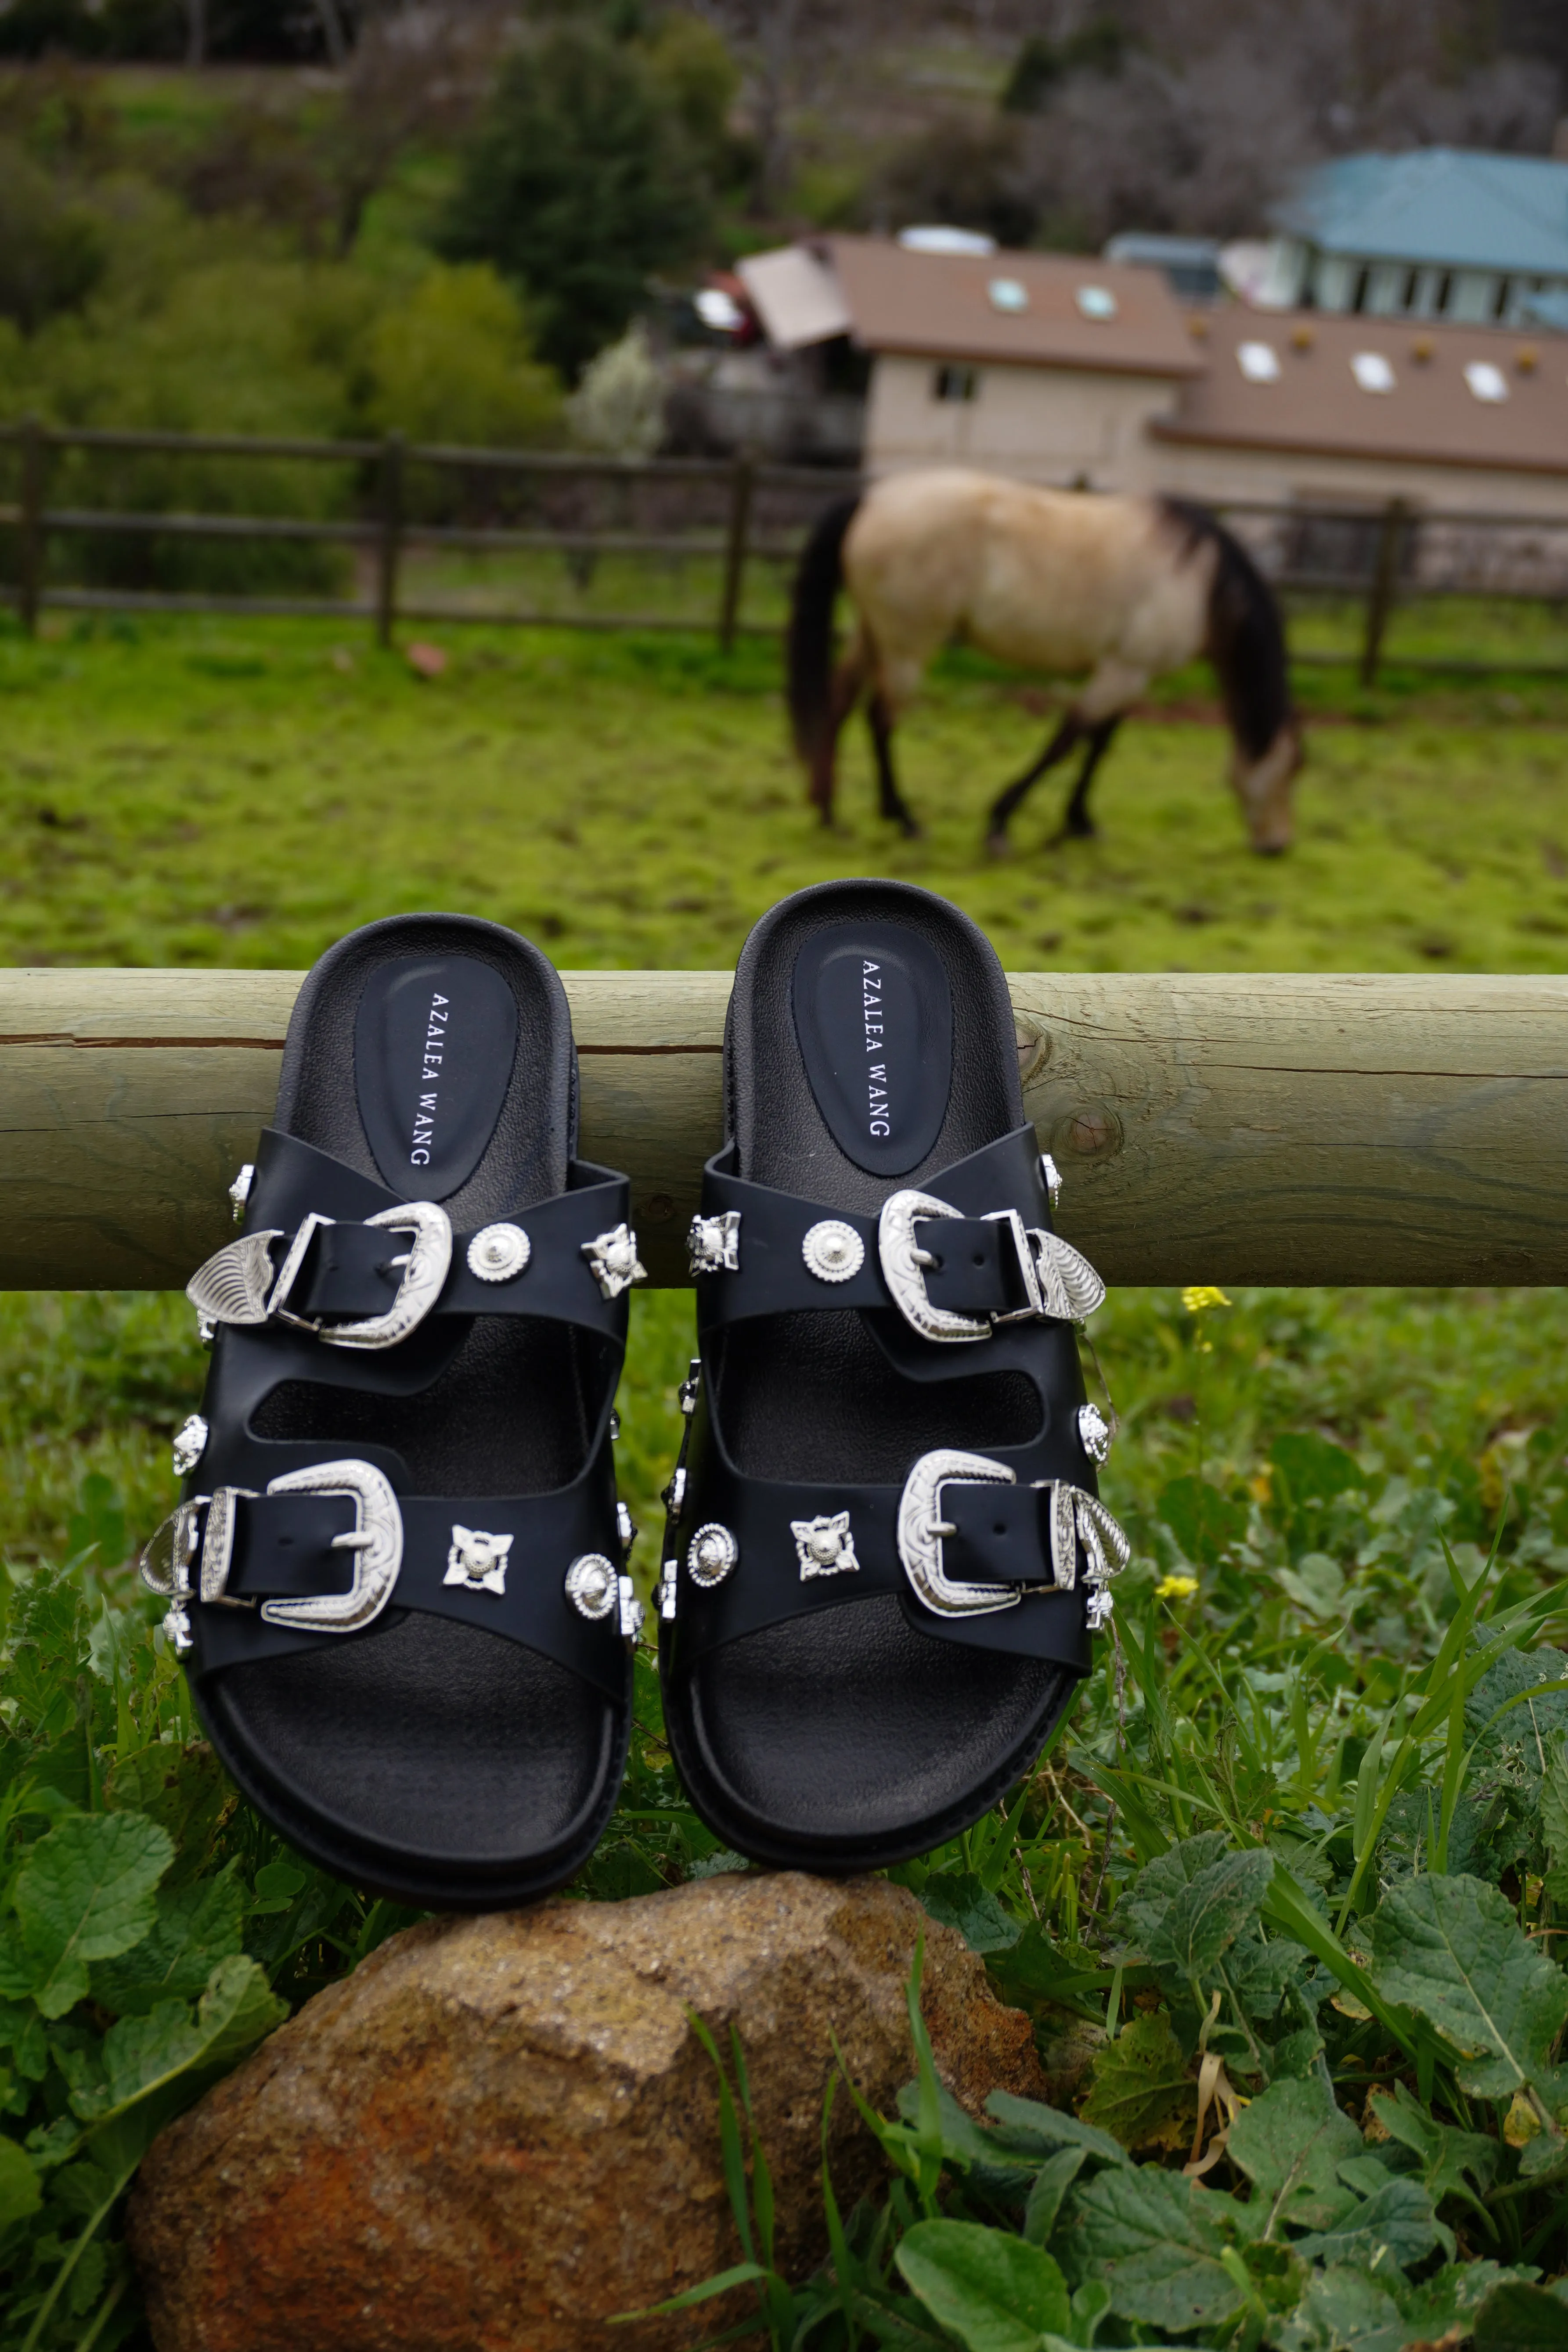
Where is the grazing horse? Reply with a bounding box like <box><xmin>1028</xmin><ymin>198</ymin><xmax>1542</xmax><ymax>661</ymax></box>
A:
<box><xmin>786</xmin><ymin>468</ymin><xmax>1303</xmax><ymax>853</ymax></box>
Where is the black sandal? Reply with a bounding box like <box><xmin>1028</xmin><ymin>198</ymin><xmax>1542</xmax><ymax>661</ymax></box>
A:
<box><xmin>140</xmin><ymin>913</ymin><xmax>641</xmax><ymax>1908</ymax></box>
<box><xmin>657</xmin><ymin>879</ymin><xmax>1126</xmax><ymax>1872</ymax></box>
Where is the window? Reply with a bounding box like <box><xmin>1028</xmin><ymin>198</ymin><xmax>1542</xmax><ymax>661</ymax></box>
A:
<box><xmin>1350</xmin><ymin>350</ymin><xmax>1395</xmax><ymax>393</ymax></box>
<box><xmin>1237</xmin><ymin>341</ymin><xmax>1281</xmax><ymax>383</ymax></box>
<box><xmin>1465</xmin><ymin>360</ymin><xmax>1509</xmax><ymax>403</ymax></box>
<box><xmin>933</xmin><ymin>364</ymin><xmax>978</xmax><ymax>403</ymax></box>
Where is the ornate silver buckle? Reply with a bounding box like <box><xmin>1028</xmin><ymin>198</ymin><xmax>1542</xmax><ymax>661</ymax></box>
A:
<box><xmin>897</xmin><ymin>1448</ymin><xmax>1020</xmax><ymax>1616</ymax></box>
<box><xmin>877</xmin><ymin>1190</ymin><xmax>1104</xmax><ymax>1343</ymax></box>
<box><xmin>250</xmin><ymin>1460</ymin><xmax>403</xmax><ymax>1633</ymax></box>
<box><xmin>896</xmin><ymin>1453</ymin><xmax>1130</xmax><ymax>1626</ymax></box>
<box><xmin>187</xmin><ymin>1202</ymin><xmax>453</xmax><ymax>1351</ymax></box>
<box><xmin>878</xmin><ymin>1191</ymin><xmax>991</xmax><ymax>1343</ymax></box>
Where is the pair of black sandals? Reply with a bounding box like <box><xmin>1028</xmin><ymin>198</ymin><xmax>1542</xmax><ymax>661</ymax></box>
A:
<box><xmin>141</xmin><ymin>880</ymin><xmax>1128</xmax><ymax>1909</ymax></box>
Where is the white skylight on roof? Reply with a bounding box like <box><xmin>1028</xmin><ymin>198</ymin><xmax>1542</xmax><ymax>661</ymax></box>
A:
<box><xmin>1350</xmin><ymin>351</ymin><xmax>1396</xmax><ymax>393</ymax></box>
<box><xmin>988</xmin><ymin>277</ymin><xmax>1029</xmax><ymax>313</ymax></box>
<box><xmin>1076</xmin><ymin>285</ymin><xmax>1118</xmax><ymax>319</ymax></box>
<box><xmin>1237</xmin><ymin>341</ymin><xmax>1281</xmax><ymax>383</ymax></box>
<box><xmin>1464</xmin><ymin>360</ymin><xmax>1509</xmax><ymax>403</ymax></box>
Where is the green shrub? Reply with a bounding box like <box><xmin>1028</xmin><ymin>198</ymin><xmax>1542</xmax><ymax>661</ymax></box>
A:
<box><xmin>0</xmin><ymin>140</ymin><xmax>105</xmax><ymax>332</ymax></box>
<box><xmin>363</xmin><ymin>263</ymin><xmax>562</xmax><ymax>451</ymax></box>
<box><xmin>438</xmin><ymin>22</ymin><xmax>714</xmax><ymax>379</ymax></box>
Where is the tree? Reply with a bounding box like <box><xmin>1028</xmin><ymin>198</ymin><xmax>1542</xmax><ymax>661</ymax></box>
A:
<box><xmin>437</xmin><ymin>22</ymin><xmax>713</xmax><ymax>379</ymax></box>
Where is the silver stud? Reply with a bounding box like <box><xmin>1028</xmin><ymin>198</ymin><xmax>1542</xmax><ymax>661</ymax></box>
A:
<box><xmin>679</xmin><ymin>1360</ymin><xmax>701</xmax><ymax>1416</ymax></box>
<box><xmin>444</xmin><ymin>1524</ymin><xmax>512</xmax><ymax>1596</ymax></box>
<box><xmin>688</xmin><ymin>1210</ymin><xmax>741</xmax><ymax>1275</ymax></box>
<box><xmin>663</xmin><ymin>1466</ymin><xmax>687</xmax><ymax>1514</ymax></box>
<box><xmin>790</xmin><ymin>1510</ymin><xmax>859</xmax><ymax>1580</ymax></box>
<box><xmin>687</xmin><ymin>1522</ymin><xmax>739</xmax><ymax>1588</ymax></box>
<box><xmin>172</xmin><ymin>1414</ymin><xmax>209</xmax><ymax>1478</ymax></box>
<box><xmin>610</xmin><ymin>1408</ymin><xmax>620</xmax><ymax>1441</ymax></box>
<box><xmin>1040</xmin><ymin>1154</ymin><xmax>1063</xmax><ymax>1212</ymax></box>
<box><xmin>1086</xmin><ymin>1585</ymin><xmax>1114</xmax><ymax>1632</ymax></box>
<box><xmin>228</xmin><ymin>1163</ymin><xmax>254</xmax><ymax>1225</ymax></box>
<box><xmin>467</xmin><ymin>1223</ymin><xmax>530</xmax><ymax>1282</ymax></box>
<box><xmin>565</xmin><ymin>1552</ymin><xmax>618</xmax><ymax>1620</ymax></box>
<box><xmin>802</xmin><ymin>1219</ymin><xmax>864</xmax><ymax>1283</ymax></box>
<box><xmin>1078</xmin><ymin>1402</ymin><xmax>1113</xmax><ymax>1463</ymax></box>
<box><xmin>163</xmin><ymin>1603</ymin><xmax>194</xmax><ymax>1655</ymax></box>
<box><xmin>660</xmin><ymin>1558</ymin><xmax>679</xmax><ymax>1620</ymax></box>
<box><xmin>583</xmin><ymin>1222</ymin><xmax>646</xmax><ymax>1301</ymax></box>
<box><xmin>617</xmin><ymin>1500</ymin><xmax>636</xmax><ymax>1551</ymax></box>
<box><xmin>619</xmin><ymin>1576</ymin><xmax>645</xmax><ymax>1640</ymax></box>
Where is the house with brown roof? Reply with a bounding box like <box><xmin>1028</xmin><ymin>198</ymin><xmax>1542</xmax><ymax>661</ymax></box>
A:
<box><xmin>737</xmin><ymin>235</ymin><xmax>1201</xmax><ymax>487</ymax></box>
<box><xmin>734</xmin><ymin>234</ymin><xmax>1568</xmax><ymax>520</ymax></box>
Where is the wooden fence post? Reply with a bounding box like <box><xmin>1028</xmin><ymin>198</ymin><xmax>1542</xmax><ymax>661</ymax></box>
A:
<box><xmin>717</xmin><ymin>452</ymin><xmax>754</xmax><ymax>654</ymax></box>
<box><xmin>1360</xmin><ymin>497</ymin><xmax>1409</xmax><ymax>688</ymax></box>
<box><xmin>375</xmin><ymin>432</ymin><xmax>404</xmax><ymax>649</ymax></box>
<box><xmin>17</xmin><ymin>416</ymin><xmax>47</xmax><ymax>638</ymax></box>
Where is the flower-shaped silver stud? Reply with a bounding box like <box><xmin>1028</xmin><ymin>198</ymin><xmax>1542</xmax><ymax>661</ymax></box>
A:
<box><xmin>790</xmin><ymin>1510</ymin><xmax>859</xmax><ymax>1580</ymax></box>
<box><xmin>583</xmin><ymin>1223</ymin><xmax>646</xmax><ymax>1301</ymax></box>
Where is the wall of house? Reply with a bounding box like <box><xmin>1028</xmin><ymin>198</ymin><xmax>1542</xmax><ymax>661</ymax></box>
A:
<box><xmin>1144</xmin><ymin>437</ymin><xmax>1568</xmax><ymax>519</ymax></box>
<box><xmin>864</xmin><ymin>354</ymin><xmax>1183</xmax><ymax>489</ymax></box>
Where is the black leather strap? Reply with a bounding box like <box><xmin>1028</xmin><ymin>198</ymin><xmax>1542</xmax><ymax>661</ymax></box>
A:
<box><xmin>662</xmin><ymin>1417</ymin><xmax>1092</xmax><ymax>1672</ymax></box>
<box><xmin>694</xmin><ymin>1125</ymin><xmax>1058</xmax><ymax>1332</ymax></box>
<box><xmin>187</xmin><ymin>1466</ymin><xmax>629</xmax><ymax>1697</ymax></box>
<box><xmin>237</xmin><ymin>1127</ymin><xmax>632</xmax><ymax>1342</ymax></box>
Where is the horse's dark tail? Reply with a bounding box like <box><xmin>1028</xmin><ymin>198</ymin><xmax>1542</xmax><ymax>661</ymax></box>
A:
<box><xmin>1160</xmin><ymin>497</ymin><xmax>1293</xmax><ymax>760</ymax></box>
<box><xmin>788</xmin><ymin>494</ymin><xmax>861</xmax><ymax>765</ymax></box>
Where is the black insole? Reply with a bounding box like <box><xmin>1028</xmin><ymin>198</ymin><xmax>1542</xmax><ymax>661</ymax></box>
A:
<box><xmin>196</xmin><ymin>919</ymin><xmax>616</xmax><ymax>1888</ymax></box>
<box><xmin>682</xmin><ymin>883</ymin><xmax>1072</xmax><ymax>1854</ymax></box>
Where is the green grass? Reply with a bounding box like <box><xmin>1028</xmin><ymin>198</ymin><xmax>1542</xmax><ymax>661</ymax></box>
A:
<box><xmin>1</xmin><ymin>609</ymin><xmax>1566</xmax><ymax>976</ymax></box>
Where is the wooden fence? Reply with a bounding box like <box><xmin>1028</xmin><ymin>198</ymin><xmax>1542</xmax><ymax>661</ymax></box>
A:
<box><xmin>3</xmin><ymin>967</ymin><xmax>1564</xmax><ymax>1292</ymax></box>
<box><xmin>1</xmin><ymin>418</ymin><xmax>1566</xmax><ymax>684</ymax></box>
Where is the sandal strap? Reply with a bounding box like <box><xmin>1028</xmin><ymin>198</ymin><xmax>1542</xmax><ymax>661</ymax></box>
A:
<box><xmin>660</xmin><ymin>1433</ymin><xmax>1121</xmax><ymax>1669</ymax></box>
<box><xmin>691</xmin><ymin>1126</ymin><xmax>1103</xmax><ymax>1338</ymax></box>
<box><xmin>143</xmin><ymin>1457</ymin><xmax>637</xmax><ymax>1698</ymax></box>
<box><xmin>189</xmin><ymin>1129</ymin><xmax>639</xmax><ymax>1348</ymax></box>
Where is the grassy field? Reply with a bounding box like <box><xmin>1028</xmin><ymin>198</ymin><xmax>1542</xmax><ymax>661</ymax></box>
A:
<box><xmin>5</xmin><ymin>609</ymin><xmax>1568</xmax><ymax>2348</ymax></box>
<box><xmin>0</xmin><ymin>606</ymin><xmax>1565</xmax><ymax>978</ymax></box>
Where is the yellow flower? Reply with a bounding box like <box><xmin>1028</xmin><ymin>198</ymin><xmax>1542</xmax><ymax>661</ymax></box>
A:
<box><xmin>1155</xmin><ymin>1573</ymin><xmax>1200</xmax><ymax>1601</ymax></box>
<box><xmin>1181</xmin><ymin>1285</ymin><xmax>1231</xmax><ymax>1314</ymax></box>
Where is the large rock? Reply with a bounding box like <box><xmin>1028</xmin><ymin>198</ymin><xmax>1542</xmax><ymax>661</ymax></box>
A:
<box><xmin>129</xmin><ymin>1871</ymin><xmax>1046</xmax><ymax>2352</ymax></box>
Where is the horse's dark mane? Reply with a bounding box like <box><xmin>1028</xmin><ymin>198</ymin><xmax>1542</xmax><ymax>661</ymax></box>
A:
<box><xmin>1158</xmin><ymin>497</ymin><xmax>1293</xmax><ymax>760</ymax></box>
<box><xmin>787</xmin><ymin>495</ymin><xmax>861</xmax><ymax>762</ymax></box>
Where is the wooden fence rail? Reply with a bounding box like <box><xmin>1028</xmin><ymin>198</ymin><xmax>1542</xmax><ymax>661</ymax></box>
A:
<box><xmin>2</xmin><ymin>968</ymin><xmax>1565</xmax><ymax>1293</ymax></box>
<box><xmin>3</xmin><ymin>419</ymin><xmax>1567</xmax><ymax>681</ymax></box>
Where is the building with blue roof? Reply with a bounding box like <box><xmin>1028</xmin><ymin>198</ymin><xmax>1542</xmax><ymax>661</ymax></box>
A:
<box><xmin>1260</xmin><ymin>148</ymin><xmax>1568</xmax><ymax>328</ymax></box>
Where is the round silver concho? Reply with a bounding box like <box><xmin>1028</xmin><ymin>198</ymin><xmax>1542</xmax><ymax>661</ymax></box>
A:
<box><xmin>565</xmin><ymin>1552</ymin><xmax>618</xmax><ymax>1621</ymax></box>
<box><xmin>687</xmin><ymin>1522</ymin><xmax>739</xmax><ymax>1588</ymax></box>
<box><xmin>467</xmin><ymin>1223</ymin><xmax>531</xmax><ymax>1282</ymax></box>
<box><xmin>802</xmin><ymin>1220</ymin><xmax>864</xmax><ymax>1283</ymax></box>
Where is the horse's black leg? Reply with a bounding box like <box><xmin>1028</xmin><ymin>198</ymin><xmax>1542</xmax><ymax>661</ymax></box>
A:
<box><xmin>985</xmin><ymin>715</ymin><xmax>1082</xmax><ymax>853</ymax></box>
<box><xmin>1059</xmin><ymin>717</ymin><xmax>1122</xmax><ymax>840</ymax></box>
<box><xmin>868</xmin><ymin>691</ymin><xmax>920</xmax><ymax>839</ymax></box>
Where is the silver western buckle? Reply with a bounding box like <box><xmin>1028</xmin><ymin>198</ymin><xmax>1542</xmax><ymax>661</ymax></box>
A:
<box><xmin>140</xmin><ymin>1459</ymin><xmax>403</xmax><ymax>1642</ymax></box>
<box><xmin>896</xmin><ymin>1448</ymin><xmax>1129</xmax><ymax>1625</ymax></box>
<box><xmin>878</xmin><ymin>1191</ymin><xmax>1105</xmax><ymax>1343</ymax></box>
<box><xmin>187</xmin><ymin>1202</ymin><xmax>453</xmax><ymax>1351</ymax></box>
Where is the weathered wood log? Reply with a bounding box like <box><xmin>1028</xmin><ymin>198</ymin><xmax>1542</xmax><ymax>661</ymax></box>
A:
<box><xmin>0</xmin><ymin>969</ymin><xmax>1564</xmax><ymax>1290</ymax></box>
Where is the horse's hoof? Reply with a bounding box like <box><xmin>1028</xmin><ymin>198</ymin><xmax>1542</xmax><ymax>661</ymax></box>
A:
<box><xmin>898</xmin><ymin>821</ymin><xmax>923</xmax><ymax>843</ymax></box>
<box><xmin>985</xmin><ymin>832</ymin><xmax>1011</xmax><ymax>860</ymax></box>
